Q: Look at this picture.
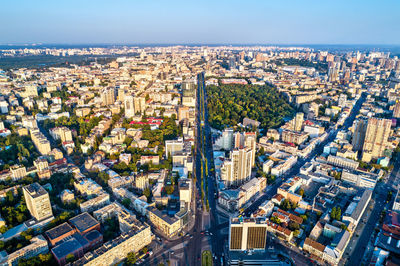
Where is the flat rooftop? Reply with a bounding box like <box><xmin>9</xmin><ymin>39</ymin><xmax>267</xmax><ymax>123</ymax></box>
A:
<box><xmin>45</xmin><ymin>222</ymin><xmax>74</xmax><ymax>241</ymax></box>
<box><xmin>52</xmin><ymin>238</ymin><xmax>82</xmax><ymax>259</ymax></box>
<box><xmin>23</xmin><ymin>182</ymin><xmax>47</xmax><ymax>198</ymax></box>
<box><xmin>69</xmin><ymin>212</ymin><xmax>99</xmax><ymax>233</ymax></box>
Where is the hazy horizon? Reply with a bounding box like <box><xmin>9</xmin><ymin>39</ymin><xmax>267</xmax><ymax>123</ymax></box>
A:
<box><xmin>1</xmin><ymin>0</ymin><xmax>399</xmax><ymax>45</ymax></box>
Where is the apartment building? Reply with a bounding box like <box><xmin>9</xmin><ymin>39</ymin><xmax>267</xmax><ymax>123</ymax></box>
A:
<box><xmin>221</xmin><ymin>147</ymin><xmax>253</xmax><ymax>187</ymax></box>
<box><xmin>362</xmin><ymin>118</ymin><xmax>391</xmax><ymax>162</ymax></box>
<box><xmin>23</xmin><ymin>183</ymin><xmax>53</xmax><ymax>222</ymax></box>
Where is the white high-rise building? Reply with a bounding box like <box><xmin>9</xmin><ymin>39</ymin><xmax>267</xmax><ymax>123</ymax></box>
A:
<box><xmin>124</xmin><ymin>95</ymin><xmax>135</xmax><ymax>118</ymax></box>
<box><xmin>23</xmin><ymin>183</ymin><xmax>53</xmax><ymax>221</ymax></box>
<box><xmin>221</xmin><ymin>147</ymin><xmax>252</xmax><ymax>187</ymax></box>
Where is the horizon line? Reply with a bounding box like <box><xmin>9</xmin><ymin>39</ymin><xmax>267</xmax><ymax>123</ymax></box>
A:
<box><xmin>1</xmin><ymin>43</ymin><xmax>400</xmax><ymax>47</ymax></box>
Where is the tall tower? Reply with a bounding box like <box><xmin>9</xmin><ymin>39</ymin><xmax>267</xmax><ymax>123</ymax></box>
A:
<box><xmin>101</xmin><ymin>87</ymin><xmax>116</xmax><ymax>106</ymax></box>
<box><xmin>124</xmin><ymin>95</ymin><xmax>135</xmax><ymax>118</ymax></box>
<box><xmin>352</xmin><ymin>119</ymin><xmax>367</xmax><ymax>152</ymax></box>
<box><xmin>23</xmin><ymin>183</ymin><xmax>53</xmax><ymax>221</ymax></box>
<box><xmin>293</xmin><ymin>112</ymin><xmax>304</xmax><ymax>132</ymax></box>
<box><xmin>362</xmin><ymin>118</ymin><xmax>392</xmax><ymax>162</ymax></box>
<box><xmin>394</xmin><ymin>101</ymin><xmax>400</xmax><ymax>118</ymax></box>
<box><xmin>221</xmin><ymin>147</ymin><xmax>252</xmax><ymax>187</ymax></box>
<box><xmin>244</xmin><ymin>132</ymin><xmax>257</xmax><ymax>167</ymax></box>
<box><xmin>134</xmin><ymin>97</ymin><xmax>146</xmax><ymax>114</ymax></box>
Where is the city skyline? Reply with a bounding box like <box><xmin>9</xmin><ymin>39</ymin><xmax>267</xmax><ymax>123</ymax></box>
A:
<box><xmin>1</xmin><ymin>0</ymin><xmax>400</xmax><ymax>45</ymax></box>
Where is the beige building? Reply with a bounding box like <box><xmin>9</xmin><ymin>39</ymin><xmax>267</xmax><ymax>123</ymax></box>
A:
<box><xmin>293</xmin><ymin>112</ymin><xmax>304</xmax><ymax>131</ymax></box>
<box><xmin>135</xmin><ymin>174</ymin><xmax>149</xmax><ymax>191</ymax></box>
<box><xmin>10</xmin><ymin>165</ymin><xmax>27</xmax><ymax>180</ymax></box>
<box><xmin>165</xmin><ymin>139</ymin><xmax>184</xmax><ymax>158</ymax></box>
<box><xmin>244</xmin><ymin>132</ymin><xmax>257</xmax><ymax>167</ymax></box>
<box><xmin>281</xmin><ymin>130</ymin><xmax>309</xmax><ymax>145</ymax></box>
<box><xmin>49</xmin><ymin>126</ymin><xmax>73</xmax><ymax>142</ymax></box>
<box><xmin>148</xmin><ymin>208</ymin><xmax>181</xmax><ymax>238</ymax></box>
<box><xmin>101</xmin><ymin>87</ymin><xmax>116</xmax><ymax>106</ymax></box>
<box><xmin>23</xmin><ymin>183</ymin><xmax>53</xmax><ymax>221</ymax></box>
<box><xmin>221</xmin><ymin>147</ymin><xmax>252</xmax><ymax>187</ymax></box>
<box><xmin>30</xmin><ymin>130</ymin><xmax>51</xmax><ymax>155</ymax></box>
<box><xmin>179</xmin><ymin>178</ymin><xmax>192</xmax><ymax>204</ymax></box>
<box><xmin>1</xmin><ymin>235</ymin><xmax>49</xmax><ymax>266</ymax></box>
<box><xmin>394</xmin><ymin>101</ymin><xmax>400</xmax><ymax>118</ymax></box>
<box><xmin>72</xmin><ymin>220</ymin><xmax>152</xmax><ymax>266</ymax></box>
<box><xmin>124</xmin><ymin>95</ymin><xmax>135</xmax><ymax>118</ymax></box>
<box><xmin>134</xmin><ymin>97</ymin><xmax>146</xmax><ymax>114</ymax></box>
<box><xmin>362</xmin><ymin>118</ymin><xmax>391</xmax><ymax>162</ymax></box>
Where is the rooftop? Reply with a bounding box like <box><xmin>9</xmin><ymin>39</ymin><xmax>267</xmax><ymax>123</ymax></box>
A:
<box><xmin>52</xmin><ymin>238</ymin><xmax>82</xmax><ymax>259</ymax></box>
<box><xmin>23</xmin><ymin>182</ymin><xmax>47</xmax><ymax>198</ymax></box>
<box><xmin>45</xmin><ymin>222</ymin><xmax>75</xmax><ymax>241</ymax></box>
<box><xmin>69</xmin><ymin>212</ymin><xmax>99</xmax><ymax>233</ymax></box>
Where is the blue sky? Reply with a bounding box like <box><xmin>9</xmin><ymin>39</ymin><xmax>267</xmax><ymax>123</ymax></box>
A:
<box><xmin>1</xmin><ymin>0</ymin><xmax>399</xmax><ymax>44</ymax></box>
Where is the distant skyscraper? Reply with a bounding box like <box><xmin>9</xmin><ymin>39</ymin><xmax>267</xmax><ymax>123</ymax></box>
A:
<box><xmin>117</xmin><ymin>88</ymin><xmax>126</xmax><ymax>102</ymax></box>
<box><xmin>134</xmin><ymin>97</ymin><xmax>146</xmax><ymax>114</ymax></box>
<box><xmin>394</xmin><ymin>101</ymin><xmax>400</xmax><ymax>118</ymax></box>
<box><xmin>23</xmin><ymin>183</ymin><xmax>53</xmax><ymax>221</ymax></box>
<box><xmin>124</xmin><ymin>95</ymin><xmax>135</xmax><ymax>118</ymax></box>
<box><xmin>362</xmin><ymin>118</ymin><xmax>392</xmax><ymax>162</ymax></box>
<box><xmin>229</xmin><ymin>217</ymin><xmax>268</xmax><ymax>251</ymax></box>
<box><xmin>352</xmin><ymin>119</ymin><xmax>367</xmax><ymax>152</ymax></box>
<box><xmin>101</xmin><ymin>87</ymin><xmax>116</xmax><ymax>106</ymax></box>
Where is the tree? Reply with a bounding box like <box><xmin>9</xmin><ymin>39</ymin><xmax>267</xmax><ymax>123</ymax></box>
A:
<box><xmin>335</xmin><ymin>207</ymin><xmax>341</xmax><ymax>220</ymax></box>
<box><xmin>331</xmin><ymin>207</ymin><xmax>337</xmax><ymax>220</ymax></box>
<box><xmin>270</xmin><ymin>216</ymin><xmax>281</xmax><ymax>225</ymax></box>
<box><xmin>165</xmin><ymin>185</ymin><xmax>174</xmax><ymax>195</ymax></box>
<box><xmin>298</xmin><ymin>188</ymin><xmax>304</xmax><ymax>197</ymax></box>
<box><xmin>122</xmin><ymin>198</ymin><xmax>131</xmax><ymax>208</ymax></box>
<box><xmin>288</xmin><ymin>221</ymin><xmax>300</xmax><ymax>231</ymax></box>
<box><xmin>66</xmin><ymin>254</ymin><xmax>75</xmax><ymax>263</ymax></box>
<box><xmin>143</xmin><ymin>187</ymin><xmax>152</xmax><ymax>203</ymax></box>
<box><xmin>126</xmin><ymin>252</ymin><xmax>137</xmax><ymax>265</ymax></box>
<box><xmin>280</xmin><ymin>199</ymin><xmax>292</xmax><ymax>211</ymax></box>
<box><xmin>331</xmin><ymin>207</ymin><xmax>342</xmax><ymax>221</ymax></box>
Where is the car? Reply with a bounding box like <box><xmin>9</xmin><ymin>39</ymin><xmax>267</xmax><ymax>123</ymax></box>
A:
<box><xmin>190</xmin><ymin>235</ymin><xmax>193</xmax><ymax>239</ymax></box>
<box><xmin>171</xmin><ymin>251</ymin><xmax>174</xmax><ymax>255</ymax></box>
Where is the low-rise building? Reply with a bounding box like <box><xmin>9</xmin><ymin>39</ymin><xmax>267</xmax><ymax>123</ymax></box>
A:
<box><xmin>148</xmin><ymin>207</ymin><xmax>181</xmax><ymax>238</ymax></box>
<box><xmin>80</xmin><ymin>193</ymin><xmax>110</xmax><ymax>213</ymax></box>
<box><xmin>72</xmin><ymin>220</ymin><xmax>152</xmax><ymax>266</ymax></box>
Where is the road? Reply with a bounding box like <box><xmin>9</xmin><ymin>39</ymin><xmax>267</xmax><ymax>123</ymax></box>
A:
<box><xmin>343</xmin><ymin>153</ymin><xmax>398</xmax><ymax>265</ymax></box>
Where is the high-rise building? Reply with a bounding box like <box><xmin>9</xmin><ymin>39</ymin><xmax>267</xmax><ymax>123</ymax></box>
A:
<box><xmin>117</xmin><ymin>87</ymin><xmax>126</xmax><ymax>101</ymax></box>
<box><xmin>23</xmin><ymin>183</ymin><xmax>53</xmax><ymax>221</ymax></box>
<box><xmin>338</xmin><ymin>94</ymin><xmax>347</xmax><ymax>107</ymax></box>
<box><xmin>394</xmin><ymin>101</ymin><xmax>400</xmax><ymax>118</ymax></box>
<box><xmin>352</xmin><ymin>119</ymin><xmax>368</xmax><ymax>152</ymax></box>
<box><xmin>229</xmin><ymin>217</ymin><xmax>268</xmax><ymax>251</ymax></box>
<box><xmin>221</xmin><ymin>147</ymin><xmax>252</xmax><ymax>187</ymax></box>
<box><xmin>124</xmin><ymin>95</ymin><xmax>135</xmax><ymax>118</ymax></box>
<box><xmin>293</xmin><ymin>112</ymin><xmax>304</xmax><ymax>132</ymax></box>
<box><xmin>362</xmin><ymin>118</ymin><xmax>392</xmax><ymax>162</ymax></box>
<box><xmin>244</xmin><ymin>132</ymin><xmax>257</xmax><ymax>167</ymax></box>
<box><xmin>233</xmin><ymin>132</ymin><xmax>243</xmax><ymax>149</ymax></box>
<box><xmin>134</xmin><ymin>97</ymin><xmax>146</xmax><ymax>114</ymax></box>
<box><xmin>101</xmin><ymin>87</ymin><xmax>116</xmax><ymax>106</ymax></box>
